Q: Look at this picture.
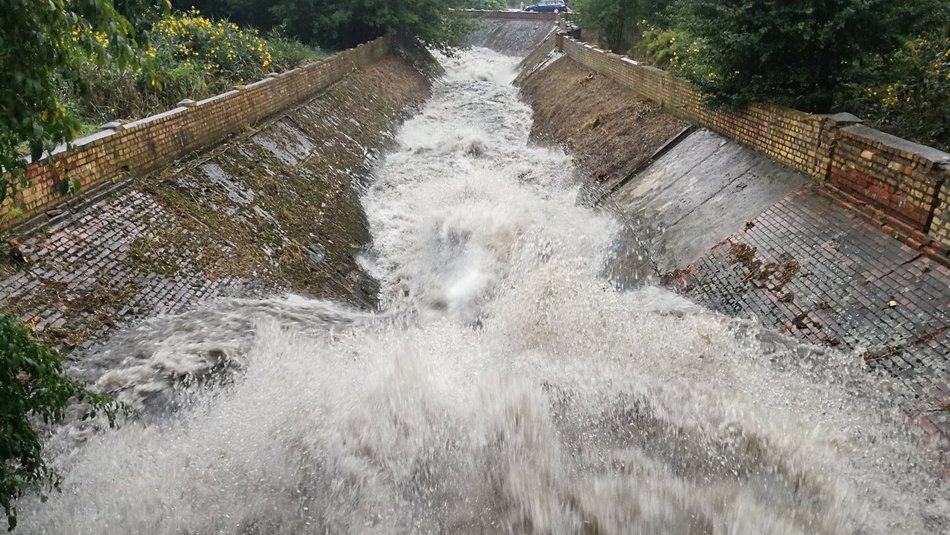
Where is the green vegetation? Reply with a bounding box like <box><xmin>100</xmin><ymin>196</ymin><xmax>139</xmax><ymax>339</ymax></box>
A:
<box><xmin>573</xmin><ymin>0</ymin><xmax>670</xmax><ymax>52</ymax></box>
<box><xmin>0</xmin><ymin>312</ymin><xmax>120</xmax><ymax>530</ymax></box>
<box><xmin>171</xmin><ymin>0</ymin><xmax>467</xmax><ymax>50</ymax></box>
<box><xmin>675</xmin><ymin>0</ymin><xmax>933</xmax><ymax>113</ymax></box>
<box><xmin>0</xmin><ymin>0</ymin><xmax>144</xmax><ymax>207</ymax></box>
<box><xmin>68</xmin><ymin>9</ymin><xmax>324</xmax><ymax>125</ymax></box>
<box><xmin>2</xmin><ymin>0</ymin><xmax>464</xmax><ymax>213</ymax></box>
<box><xmin>840</xmin><ymin>26</ymin><xmax>950</xmax><ymax>152</ymax></box>
<box><xmin>573</xmin><ymin>0</ymin><xmax>950</xmax><ymax>150</ymax></box>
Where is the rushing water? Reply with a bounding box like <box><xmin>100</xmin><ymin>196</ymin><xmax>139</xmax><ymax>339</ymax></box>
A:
<box><xmin>17</xmin><ymin>48</ymin><xmax>950</xmax><ymax>534</ymax></box>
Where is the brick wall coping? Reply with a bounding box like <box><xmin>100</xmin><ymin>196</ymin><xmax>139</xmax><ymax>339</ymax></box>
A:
<box><xmin>843</xmin><ymin>124</ymin><xmax>950</xmax><ymax>169</ymax></box>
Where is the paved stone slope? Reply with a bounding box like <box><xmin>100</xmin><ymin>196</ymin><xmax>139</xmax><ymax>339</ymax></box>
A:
<box><xmin>670</xmin><ymin>187</ymin><xmax>950</xmax><ymax>459</ymax></box>
<box><xmin>609</xmin><ymin>129</ymin><xmax>806</xmax><ymax>275</ymax></box>
<box><xmin>0</xmin><ymin>56</ymin><xmax>431</xmax><ymax>355</ymax></box>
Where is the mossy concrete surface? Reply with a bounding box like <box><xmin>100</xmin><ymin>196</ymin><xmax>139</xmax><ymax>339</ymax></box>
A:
<box><xmin>520</xmin><ymin>56</ymin><xmax>687</xmax><ymax>185</ymax></box>
<box><xmin>0</xmin><ymin>53</ymin><xmax>432</xmax><ymax>355</ymax></box>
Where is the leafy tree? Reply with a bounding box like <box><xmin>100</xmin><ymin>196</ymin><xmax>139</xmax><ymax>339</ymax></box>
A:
<box><xmin>837</xmin><ymin>13</ymin><xmax>949</xmax><ymax>150</ymax></box>
<box><xmin>676</xmin><ymin>0</ymin><xmax>937</xmax><ymax>112</ymax></box>
<box><xmin>269</xmin><ymin>0</ymin><xmax>467</xmax><ymax>50</ymax></box>
<box><xmin>572</xmin><ymin>0</ymin><xmax>671</xmax><ymax>52</ymax></box>
<box><xmin>0</xmin><ymin>0</ymin><xmax>147</xmax><ymax>211</ymax></box>
<box><xmin>223</xmin><ymin>0</ymin><xmax>280</xmax><ymax>31</ymax></box>
<box><xmin>1</xmin><ymin>313</ymin><xmax>120</xmax><ymax>530</ymax></box>
<box><xmin>115</xmin><ymin>0</ymin><xmax>171</xmax><ymax>36</ymax></box>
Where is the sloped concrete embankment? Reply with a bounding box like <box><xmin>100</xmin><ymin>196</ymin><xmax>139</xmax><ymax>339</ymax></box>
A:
<box><xmin>520</xmin><ymin>47</ymin><xmax>950</xmax><ymax>462</ymax></box>
<box><xmin>520</xmin><ymin>56</ymin><xmax>687</xmax><ymax>188</ymax></box>
<box><xmin>0</xmin><ymin>53</ymin><xmax>434</xmax><ymax>356</ymax></box>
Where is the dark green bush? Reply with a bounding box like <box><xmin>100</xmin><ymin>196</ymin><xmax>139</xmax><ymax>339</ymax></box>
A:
<box><xmin>675</xmin><ymin>0</ymin><xmax>936</xmax><ymax>112</ymax></box>
<box><xmin>838</xmin><ymin>27</ymin><xmax>950</xmax><ymax>151</ymax></box>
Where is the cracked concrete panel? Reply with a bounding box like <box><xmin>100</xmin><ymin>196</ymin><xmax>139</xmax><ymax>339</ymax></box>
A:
<box><xmin>657</xmin><ymin>158</ymin><xmax>807</xmax><ymax>272</ymax></box>
<box><xmin>611</xmin><ymin>129</ymin><xmax>727</xmax><ymax>209</ymax></box>
<box><xmin>612</xmin><ymin>129</ymin><xmax>806</xmax><ymax>272</ymax></box>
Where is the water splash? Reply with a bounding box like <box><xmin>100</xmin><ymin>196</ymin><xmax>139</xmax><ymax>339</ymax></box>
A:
<box><xmin>17</xmin><ymin>48</ymin><xmax>949</xmax><ymax>534</ymax></box>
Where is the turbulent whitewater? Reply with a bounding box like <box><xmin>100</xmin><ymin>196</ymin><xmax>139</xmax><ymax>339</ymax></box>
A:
<box><xmin>19</xmin><ymin>48</ymin><xmax>950</xmax><ymax>534</ymax></box>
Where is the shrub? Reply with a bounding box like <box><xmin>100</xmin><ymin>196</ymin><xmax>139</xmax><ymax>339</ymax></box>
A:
<box><xmin>676</xmin><ymin>0</ymin><xmax>936</xmax><ymax>112</ymax></box>
<box><xmin>67</xmin><ymin>58</ymin><xmax>208</xmax><ymax>125</ymax></box>
<box><xmin>0</xmin><ymin>312</ymin><xmax>120</xmax><ymax>530</ymax></box>
<box><xmin>63</xmin><ymin>10</ymin><xmax>341</xmax><ymax>129</ymax></box>
<box><xmin>631</xmin><ymin>25</ymin><xmax>698</xmax><ymax>71</ymax></box>
<box><xmin>151</xmin><ymin>8</ymin><xmax>272</xmax><ymax>83</ymax></box>
<box><xmin>266</xmin><ymin>33</ymin><xmax>328</xmax><ymax>70</ymax></box>
<box><xmin>839</xmin><ymin>29</ymin><xmax>950</xmax><ymax>151</ymax></box>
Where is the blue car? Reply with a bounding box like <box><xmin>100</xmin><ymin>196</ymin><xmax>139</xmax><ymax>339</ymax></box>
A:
<box><xmin>523</xmin><ymin>1</ymin><xmax>568</xmax><ymax>13</ymax></box>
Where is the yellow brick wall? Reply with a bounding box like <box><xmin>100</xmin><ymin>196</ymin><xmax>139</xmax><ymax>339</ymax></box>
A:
<box><xmin>931</xmin><ymin>177</ymin><xmax>950</xmax><ymax>247</ymax></box>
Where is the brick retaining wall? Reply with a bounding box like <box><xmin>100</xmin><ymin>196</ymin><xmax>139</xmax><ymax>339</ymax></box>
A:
<box><xmin>559</xmin><ymin>36</ymin><xmax>950</xmax><ymax>252</ymax></box>
<box><xmin>2</xmin><ymin>38</ymin><xmax>390</xmax><ymax>228</ymax></box>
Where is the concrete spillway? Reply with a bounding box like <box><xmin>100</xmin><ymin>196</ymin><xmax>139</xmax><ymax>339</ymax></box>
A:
<box><xmin>463</xmin><ymin>16</ymin><xmax>556</xmax><ymax>56</ymax></box>
<box><xmin>6</xmin><ymin>21</ymin><xmax>950</xmax><ymax>535</ymax></box>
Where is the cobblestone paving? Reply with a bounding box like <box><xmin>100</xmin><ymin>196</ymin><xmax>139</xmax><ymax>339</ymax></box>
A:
<box><xmin>670</xmin><ymin>187</ymin><xmax>950</xmax><ymax>459</ymax></box>
<box><xmin>0</xmin><ymin>186</ymin><xmax>243</xmax><ymax>354</ymax></box>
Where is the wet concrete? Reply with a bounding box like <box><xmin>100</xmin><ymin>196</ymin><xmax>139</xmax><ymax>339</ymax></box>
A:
<box><xmin>520</xmin><ymin>57</ymin><xmax>687</xmax><ymax>192</ymax></box>
<box><xmin>672</xmin><ymin>188</ymin><xmax>950</xmax><ymax>467</ymax></box>
<box><xmin>609</xmin><ymin>128</ymin><xmax>806</xmax><ymax>274</ymax></box>
<box><xmin>464</xmin><ymin>17</ymin><xmax>556</xmax><ymax>56</ymax></box>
